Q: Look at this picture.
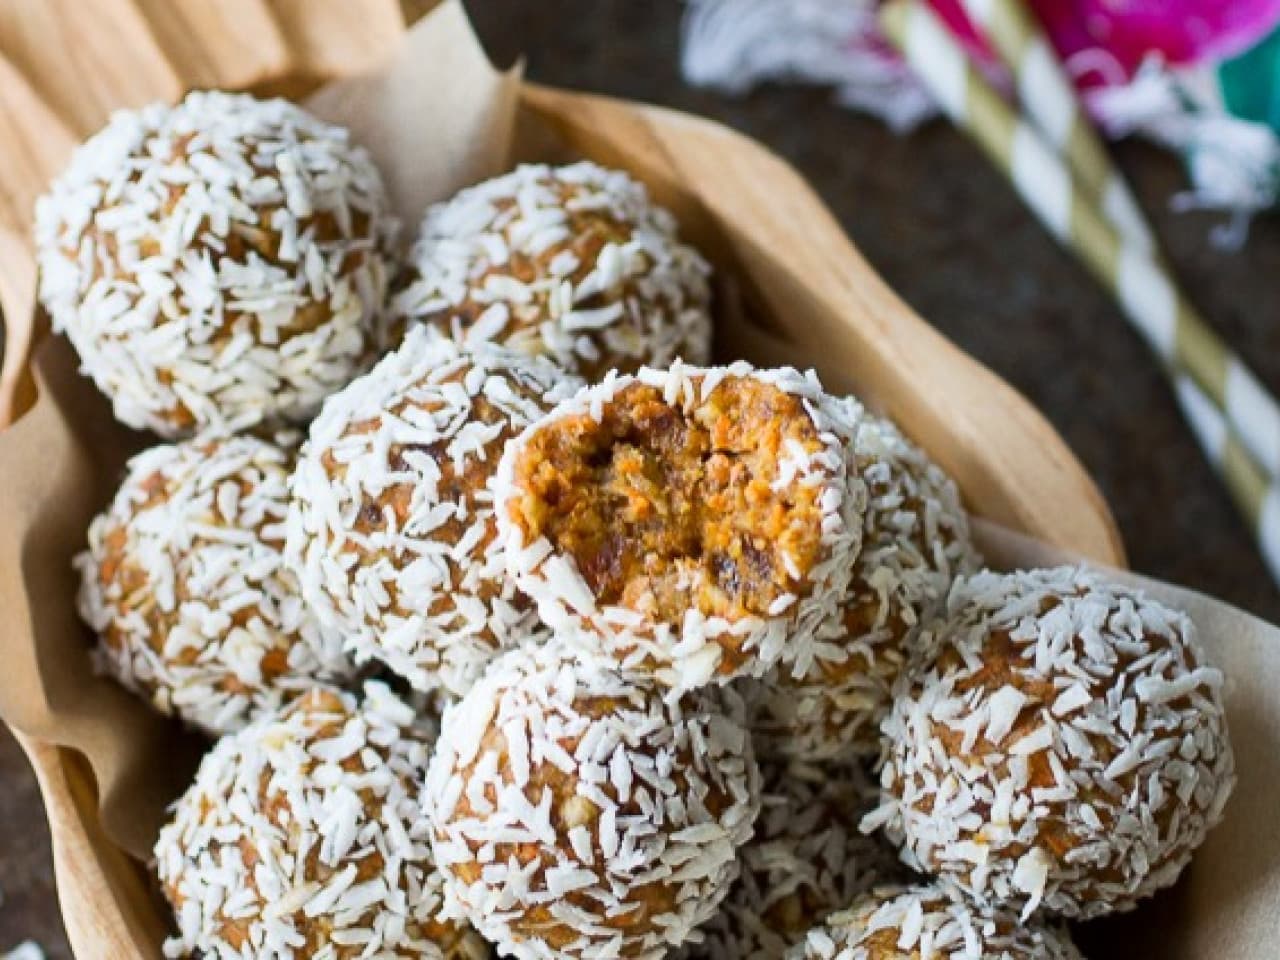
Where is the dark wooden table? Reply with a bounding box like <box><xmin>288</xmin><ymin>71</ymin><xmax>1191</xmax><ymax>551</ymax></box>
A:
<box><xmin>3</xmin><ymin>1</ymin><xmax>1278</xmax><ymax>955</ymax></box>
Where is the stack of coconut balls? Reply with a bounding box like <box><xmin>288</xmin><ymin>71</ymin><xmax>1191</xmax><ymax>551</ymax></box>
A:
<box><xmin>43</xmin><ymin>90</ymin><xmax>1236</xmax><ymax>960</ymax></box>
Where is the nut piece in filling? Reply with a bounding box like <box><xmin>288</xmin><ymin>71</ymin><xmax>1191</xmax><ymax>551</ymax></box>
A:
<box><xmin>425</xmin><ymin>640</ymin><xmax>761</xmax><ymax>960</ymax></box>
<box><xmin>35</xmin><ymin>90</ymin><xmax>394</xmax><ymax>436</ymax></box>
<box><xmin>864</xmin><ymin>566</ymin><xmax>1236</xmax><ymax>919</ymax></box>
<box><xmin>787</xmin><ymin>885</ymin><xmax>1083</xmax><ymax>960</ymax></box>
<box><xmin>495</xmin><ymin>363</ymin><xmax>866</xmax><ymax>689</ymax></box>
<box><xmin>155</xmin><ymin>683</ymin><xmax>486</xmax><ymax>960</ymax></box>
<box><xmin>77</xmin><ymin>435</ymin><xmax>353</xmax><ymax>736</ymax></box>
<box><xmin>389</xmin><ymin>161</ymin><xmax>713</xmax><ymax>381</ymax></box>
<box><xmin>679</xmin><ymin>757</ymin><xmax>904</xmax><ymax>960</ymax></box>
<box><xmin>752</xmin><ymin>406</ymin><xmax>978</xmax><ymax>760</ymax></box>
<box><xmin>286</xmin><ymin>327</ymin><xmax>583</xmax><ymax>697</ymax></box>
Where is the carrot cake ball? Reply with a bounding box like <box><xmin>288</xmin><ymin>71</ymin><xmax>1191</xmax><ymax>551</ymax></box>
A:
<box><xmin>389</xmin><ymin>161</ymin><xmax>712</xmax><ymax>380</ymax></box>
<box><xmin>286</xmin><ymin>327</ymin><xmax>582</xmax><ymax>697</ymax></box>
<box><xmin>865</xmin><ymin>566</ymin><xmax>1236</xmax><ymax>919</ymax></box>
<box><xmin>156</xmin><ymin>683</ymin><xmax>486</xmax><ymax>959</ymax></box>
<box><xmin>35</xmin><ymin>90</ymin><xmax>394</xmax><ymax>437</ymax></box>
<box><xmin>788</xmin><ymin>885</ymin><xmax>1082</xmax><ymax>960</ymax></box>
<box><xmin>77</xmin><ymin>435</ymin><xmax>353</xmax><ymax>736</ymax></box>
<box><xmin>425</xmin><ymin>640</ymin><xmax>761</xmax><ymax>960</ymax></box>
<box><xmin>681</xmin><ymin>758</ymin><xmax>902</xmax><ymax>960</ymax></box>
<box><xmin>494</xmin><ymin>362</ymin><xmax>866</xmax><ymax>689</ymax></box>
<box><xmin>753</xmin><ymin>407</ymin><xmax>977</xmax><ymax>760</ymax></box>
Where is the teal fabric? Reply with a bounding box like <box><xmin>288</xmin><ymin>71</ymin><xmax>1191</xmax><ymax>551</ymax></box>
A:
<box><xmin>1220</xmin><ymin>23</ymin><xmax>1280</xmax><ymax>133</ymax></box>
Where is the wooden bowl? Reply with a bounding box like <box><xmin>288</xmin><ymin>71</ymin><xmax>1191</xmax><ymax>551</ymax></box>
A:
<box><xmin>0</xmin><ymin>4</ymin><xmax>1123</xmax><ymax>956</ymax></box>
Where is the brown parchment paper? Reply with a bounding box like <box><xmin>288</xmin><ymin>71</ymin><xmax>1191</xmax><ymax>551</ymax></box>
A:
<box><xmin>0</xmin><ymin>3</ymin><xmax>1277</xmax><ymax>958</ymax></box>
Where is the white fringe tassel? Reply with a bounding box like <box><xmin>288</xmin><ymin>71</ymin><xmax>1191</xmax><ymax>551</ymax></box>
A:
<box><xmin>680</xmin><ymin>0</ymin><xmax>938</xmax><ymax>132</ymax></box>
<box><xmin>681</xmin><ymin>0</ymin><xmax>1280</xmax><ymax>235</ymax></box>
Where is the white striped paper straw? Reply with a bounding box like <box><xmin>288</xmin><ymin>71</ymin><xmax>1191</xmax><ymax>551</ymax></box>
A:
<box><xmin>959</xmin><ymin>0</ymin><xmax>1280</xmax><ymax>573</ymax></box>
<box><xmin>1176</xmin><ymin>376</ymin><xmax>1280</xmax><ymax>580</ymax></box>
<box><xmin>883</xmin><ymin>0</ymin><xmax>1280</xmax><ymax>484</ymax></box>
<box><xmin>958</xmin><ymin>0</ymin><xmax>1153</xmax><ymax>250</ymax></box>
<box><xmin>882</xmin><ymin>0</ymin><xmax>1280</xmax><ymax>582</ymax></box>
<box><xmin>958</xmin><ymin>0</ymin><xmax>1280</xmax><ymax>578</ymax></box>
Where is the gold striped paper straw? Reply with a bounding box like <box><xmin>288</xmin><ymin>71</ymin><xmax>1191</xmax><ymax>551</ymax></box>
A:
<box><xmin>1175</xmin><ymin>377</ymin><xmax>1280</xmax><ymax>577</ymax></box>
<box><xmin>957</xmin><ymin>0</ymin><xmax>1153</xmax><ymax>250</ymax></box>
<box><xmin>959</xmin><ymin>0</ymin><xmax>1280</xmax><ymax>574</ymax></box>
<box><xmin>881</xmin><ymin>0</ymin><xmax>1280</xmax><ymax>483</ymax></box>
<box><xmin>881</xmin><ymin>0</ymin><xmax>1280</xmax><ymax>581</ymax></box>
<box><xmin>957</xmin><ymin>0</ymin><xmax>1280</xmax><ymax>577</ymax></box>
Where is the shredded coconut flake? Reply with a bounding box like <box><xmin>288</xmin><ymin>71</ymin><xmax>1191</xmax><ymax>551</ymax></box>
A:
<box><xmin>78</xmin><ymin>435</ymin><xmax>354</xmax><ymax>735</ymax></box>
<box><xmin>286</xmin><ymin>326</ymin><xmax>582</xmax><ymax>697</ymax></box>
<box><xmin>36</xmin><ymin>90</ymin><xmax>395</xmax><ymax>436</ymax></box>
<box><xmin>425</xmin><ymin>640</ymin><xmax>761</xmax><ymax>959</ymax></box>
<box><xmin>750</xmin><ymin>405</ymin><xmax>977</xmax><ymax>759</ymax></box>
<box><xmin>154</xmin><ymin>683</ymin><xmax>484</xmax><ymax>959</ymax></box>
<box><xmin>786</xmin><ymin>885</ymin><xmax>1082</xmax><ymax>960</ymax></box>
<box><xmin>677</xmin><ymin>757</ymin><xmax>904</xmax><ymax>960</ymax></box>
<box><xmin>390</xmin><ymin>161</ymin><xmax>712</xmax><ymax>380</ymax></box>
<box><xmin>873</xmin><ymin>565</ymin><xmax>1236</xmax><ymax>919</ymax></box>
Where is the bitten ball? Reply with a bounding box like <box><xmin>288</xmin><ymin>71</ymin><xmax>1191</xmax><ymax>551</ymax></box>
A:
<box><xmin>788</xmin><ymin>885</ymin><xmax>1083</xmax><ymax>960</ymax></box>
<box><xmin>389</xmin><ymin>161</ymin><xmax>713</xmax><ymax>380</ymax></box>
<box><xmin>286</xmin><ymin>326</ymin><xmax>582</xmax><ymax>697</ymax></box>
<box><xmin>77</xmin><ymin>435</ymin><xmax>353</xmax><ymax>736</ymax></box>
<box><xmin>866</xmin><ymin>566</ymin><xmax>1235</xmax><ymax>918</ymax></box>
<box><xmin>752</xmin><ymin>406</ymin><xmax>977</xmax><ymax>760</ymax></box>
<box><xmin>425</xmin><ymin>641</ymin><xmax>761</xmax><ymax>959</ymax></box>
<box><xmin>494</xmin><ymin>362</ymin><xmax>867</xmax><ymax>689</ymax></box>
<box><xmin>36</xmin><ymin>90</ymin><xmax>394</xmax><ymax>436</ymax></box>
<box><xmin>155</xmin><ymin>683</ymin><xmax>486</xmax><ymax>959</ymax></box>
